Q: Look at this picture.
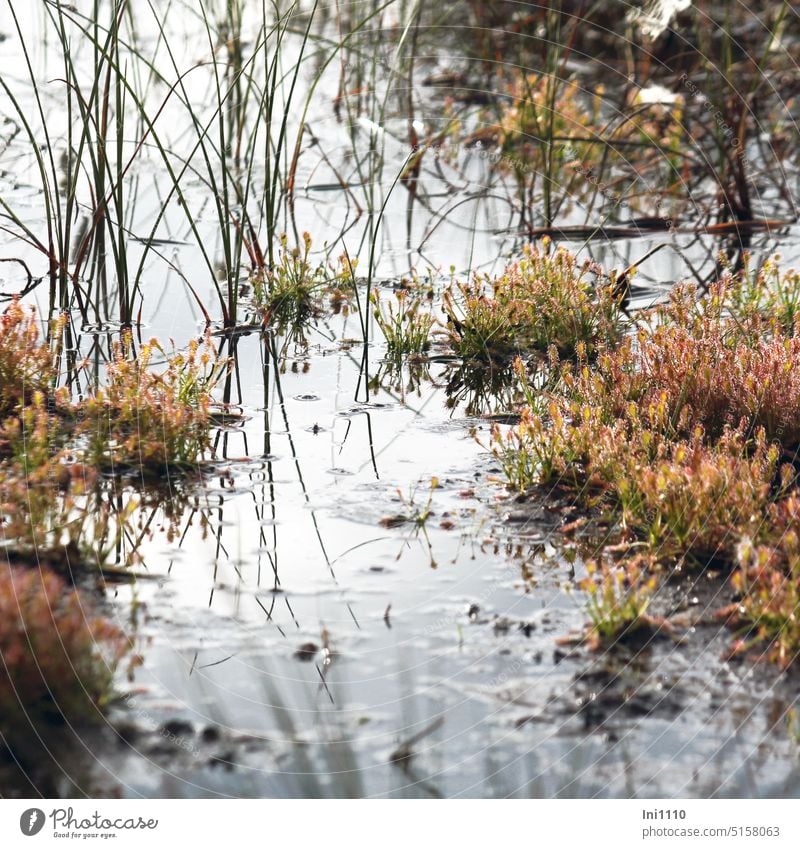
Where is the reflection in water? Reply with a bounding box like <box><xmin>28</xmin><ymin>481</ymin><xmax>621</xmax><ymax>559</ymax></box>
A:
<box><xmin>1</xmin><ymin>305</ymin><xmax>799</xmax><ymax>798</ymax></box>
<box><xmin>369</xmin><ymin>358</ymin><xmax>433</xmax><ymax>402</ymax></box>
<box><xmin>444</xmin><ymin>360</ymin><xmax>518</xmax><ymax>417</ymax></box>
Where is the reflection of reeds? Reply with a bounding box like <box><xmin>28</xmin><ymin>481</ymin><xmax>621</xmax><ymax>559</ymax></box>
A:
<box><xmin>163</xmin><ymin>647</ymin><xmax>800</xmax><ymax>797</ymax></box>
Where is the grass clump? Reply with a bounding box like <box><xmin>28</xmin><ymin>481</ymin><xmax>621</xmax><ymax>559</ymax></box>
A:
<box><xmin>0</xmin><ymin>565</ymin><xmax>129</xmax><ymax>740</ymax></box>
<box><xmin>444</xmin><ymin>239</ymin><xmax>624</xmax><ymax>362</ymax></box>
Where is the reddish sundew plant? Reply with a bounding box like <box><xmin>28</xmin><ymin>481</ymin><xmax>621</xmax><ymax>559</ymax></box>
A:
<box><xmin>562</xmin><ymin>318</ymin><xmax>800</xmax><ymax>447</ymax></box>
<box><xmin>0</xmin><ymin>300</ymin><xmax>63</xmax><ymax>417</ymax></box>
<box><xmin>0</xmin><ymin>565</ymin><xmax>129</xmax><ymax>735</ymax></box>
<box><xmin>444</xmin><ymin>239</ymin><xmax>624</xmax><ymax>362</ymax></box>
<box><xmin>80</xmin><ymin>332</ymin><xmax>223</xmax><ymax>470</ymax></box>
<box><xmin>491</xmin><ymin>251</ymin><xmax>800</xmax><ymax>662</ymax></box>
<box><xmin>0</xmin><ymin>301</ymin><xmax>225</xmax><ymax>569</ymax></box>
<box><xmin>0</xmin><ymin>392</ymin><xmax>103</xmax><ymax>559</ymax></box>
<box><xmin>495</xmin><ymin>408</ymin><xmax>779</xmax><ymax>564</ymax></box>
<box><xmin>732</xmin><ymin>500</ymin><xmax>800</xmax><ymax>669</ymax></box>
